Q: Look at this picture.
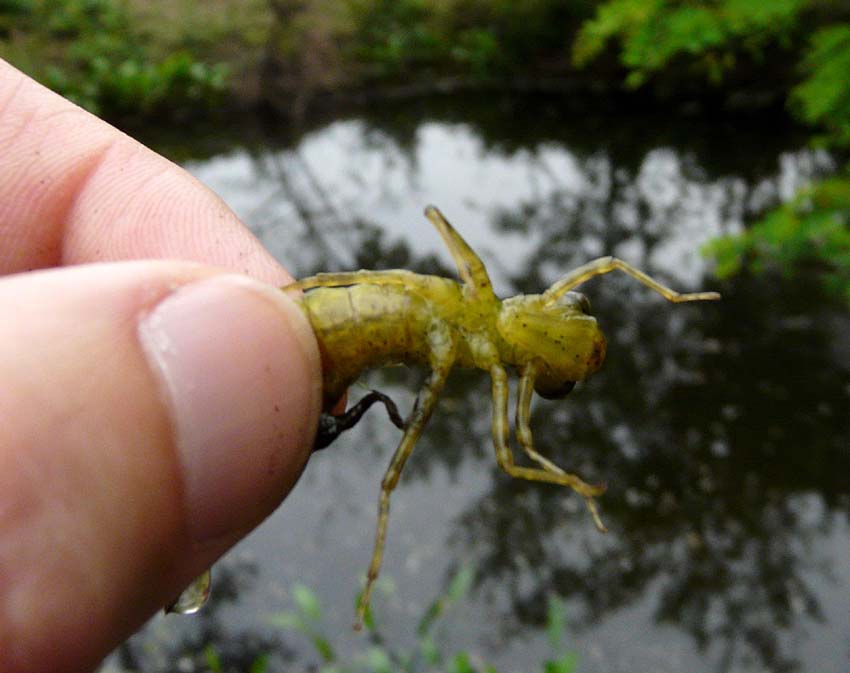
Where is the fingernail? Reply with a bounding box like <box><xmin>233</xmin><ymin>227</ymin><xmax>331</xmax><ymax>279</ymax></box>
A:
<box><xmin>139</xmin><ymin>275</ymin><xmax>320</xmax><ymax>543</ymax></box>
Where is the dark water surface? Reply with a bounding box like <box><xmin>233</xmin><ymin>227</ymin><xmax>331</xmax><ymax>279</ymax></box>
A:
<box><xmin>107</xmin><ymin>96</ymin><xmax>850</xmax><ymax>673</ymax></box>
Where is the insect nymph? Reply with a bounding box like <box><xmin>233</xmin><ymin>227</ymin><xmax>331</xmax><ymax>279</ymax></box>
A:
<box><xmin>284</xmin><ymin>206</ymin><xmax>720</xmax><ymax>627</ymax></box>
<box><xmin>169</xmin><ymin>207</ymin><xmax>718</xmax><ymax>622</ymax></box>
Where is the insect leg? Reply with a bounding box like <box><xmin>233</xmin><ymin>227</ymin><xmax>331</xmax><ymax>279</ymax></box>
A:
<box><xmin>313</xmin><ymin>390</ymin><xmax>405</xmax><ymax>451</ymax></box>
<box><xmin>490</xmin><ymin>363</ymin><xmax>607</xmax><ymax>532</ymax></box>
<box><xmin>424</xmin><ymin>206</ymin><xmax>495</xmax><ymax>299</ymax></box>
<box><xmin>515</xmin><ymin>363</ymin><xmax>565</xmax><ymax>473</ymax></box>
<box><xmin>543</xmin><ymin>256</ymin><xmax>721</xmax><ymax>305</ymax></box>
<box><xmin>355</xmin><ymin>332</ymin><xmax>456</xmax><ymax>629</ymax></box>
<box><xmin>515</xmin><ymin>363</ymin><xmax>607</xmax><ymax>531</ymax></box>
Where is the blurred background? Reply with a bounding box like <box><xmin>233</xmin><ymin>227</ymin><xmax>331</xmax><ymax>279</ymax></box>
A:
<box><xmin>3</xmin><ymin>1</ymin><xmax>849</xmax><ymax>672</ymax></box>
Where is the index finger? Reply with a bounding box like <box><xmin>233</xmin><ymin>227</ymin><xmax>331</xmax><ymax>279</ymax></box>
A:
<box><xmin>0</xmin><ymin>59</ymin><xmax>290</xmax><ymax>285</ymax></box>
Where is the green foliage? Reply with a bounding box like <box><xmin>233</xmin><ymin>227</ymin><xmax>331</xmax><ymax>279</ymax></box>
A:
<box><xmin>204</xmin><ymin>644</ymin><xmax>224</xmax><ymax>673</ymax></box>
<box><xmin>705</xmin><ymin>166</ymin><xmax>850</xmax><ymax>306</ymax></box>
<box><xmin>204</xmin><ymin>644</ymin><xmax>270</xmax><ymax>673</ymax></box>
<box><xmin>572</xmin><ymin>1</ymin><xmax>850</xmax><ymax>300</ymax></box>
<box><xmin>269</xmin><ymin>583</ymin><xmax>336</xmax><ymax>663</ymax></box>
<box><xmin>543</xmin><ymin>655</ymin><xmax>578</xmax><ymax>673</ymax></box>
<box><xmin>543</xmin><ymin>597</ymin><xmax>578</xmax><ymax>673</ymax></box>
<box><xmin>270</xmin><ymin>566</ymin><xmax>579</xmax><ymax>673</ymax></box>
<box><xmin>44</xmin><ymin>52</ymin><xmax>228</xmax><ymax>117</ymax></box>
<box><xmin>0</xmin><ymin>0</ymin><xmax>33</xmax><ymax>12</ymax></box>
<box><xmin>416</xmin><ymin>563</ymin><xmax>474</xmax><ymax>635</ymax></box>
<box><xmin>340</xmin><ymin>0</ymin><xmax>596</xmax><ymax>82</ymax></box>
<box><xmin>292</xmin><ymin>582</ymin><xmax>323</xmax><ymax>621</ymax></box>
<box><xmin>451</xmin><ymin>28</ymin><xmax>501</xmax><ymax>77</ymax></box>
<box><xmin>791</xmin><ymin>24</ymin><xmax>850</xmax><ymax>148</ymax></box>
<box><xmin>0</xmin><ymin>0</ymin><xmax>34</xmax><ymax>38</ymax></box>
<box><xmin>573</xmin><ymin>0</ymin><xmax>808</xmax><ymax>86</ymax></box>
<box><xmin>345</xmin><ymin>0</ymin><xmax>443</xmax><ymax>77</ymax></box>
<box><xmin>546</xmin><ymin>595</ymin><xmax>568</xmax><ymax>651</ymax></box>
<box><xmin>0</xmin><ymin>0</ymin><xmax>228</xmax><ymax>118</ymax></box>
<box><xmin>249</xmin><ymin>654</ymin><xmax>271</xmax><ymax>673</ymax></box>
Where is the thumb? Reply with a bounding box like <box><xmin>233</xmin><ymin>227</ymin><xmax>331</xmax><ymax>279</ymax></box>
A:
<box><xmin>0</xmin><ymin>261</ymin><xmax>321</xmax><ymax>673</ymax></box>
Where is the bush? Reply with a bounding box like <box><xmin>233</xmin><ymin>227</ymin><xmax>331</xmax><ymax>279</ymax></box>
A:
<box><xmin>571</xmin><ymin>1</ymin><xmax>850</xmax><ymax>306</ymax></box>
<box><xmin>791</xmin><ymin>24</ymin><xmax>850</xmax><ymax>148</ymax></box>
<box><xmin>1</xmin><ymin>0</ymin><xmax>228</xmax><ymax>119</ymax></box>
<box><xmin>705</xmin><ymin>166</ymin><xmax>850</xmax><ymax>306</ymax></box>
<box><xmin>572</xmin><ymin>0</ymin><xmax>809</xmax><ymax>86</ymax></box>
<box><xmin>267</xmin><ymin>568</ymin><xmax>580</xmax><ymax>673</ymax></box>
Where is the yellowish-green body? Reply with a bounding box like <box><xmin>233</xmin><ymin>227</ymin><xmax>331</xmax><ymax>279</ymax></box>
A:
<box><xmin>296</xmin><ymin>270</ymin><xmax>607</xmax><ymax>411</ymax></box>
<box><xmin>301</xmin><ymin>270</ymin><xmax>607</xmax><ymax>411</ymax></box>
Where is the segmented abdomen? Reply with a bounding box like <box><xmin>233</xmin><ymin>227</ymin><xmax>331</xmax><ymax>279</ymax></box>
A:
<box><xmin>300</xmin><ymin>284</ymin><xmax>434</xmax><ymax>408</ymax></box>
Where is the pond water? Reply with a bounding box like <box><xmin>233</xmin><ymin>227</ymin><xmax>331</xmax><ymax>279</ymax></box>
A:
<box><xmin>108</xmin><ymin>95</ymin><xmax>850</xmax><ymax>673</ymax></box>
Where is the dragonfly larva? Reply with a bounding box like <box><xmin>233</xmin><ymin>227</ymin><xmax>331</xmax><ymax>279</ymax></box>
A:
<box><xmin>171</xmin><ymin>205</ymin><xmax>719</xmax><ymax>628</ymax></box>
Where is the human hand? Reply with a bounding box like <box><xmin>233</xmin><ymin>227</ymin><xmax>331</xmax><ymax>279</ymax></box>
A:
<box><xmin>0</xmin><ymin>60</ymin><xmax>322</xmax><ymax>672</ymax></box>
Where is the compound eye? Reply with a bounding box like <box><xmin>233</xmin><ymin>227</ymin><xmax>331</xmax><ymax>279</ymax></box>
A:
<box><xmin>535</xmin><ymin>380</ymin><xmax>576</xmax><ymax>400</ymax></box>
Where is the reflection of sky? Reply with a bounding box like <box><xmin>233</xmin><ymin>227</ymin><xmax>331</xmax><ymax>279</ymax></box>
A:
<box><xmin>185</xmin><ymin>120</ymin><xmax>833</xmax><ymax>291</ymax></box>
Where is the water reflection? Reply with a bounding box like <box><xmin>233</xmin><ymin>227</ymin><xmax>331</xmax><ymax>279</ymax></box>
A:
<box><xmin>453</xmin><ymin>270</ymin><xmax>850</xmax><ymax>673</ymax></box>
<box><xmin>111</xmin><ymin>97</ymin><xmax>848</xmax><ymax>673</ymax></box>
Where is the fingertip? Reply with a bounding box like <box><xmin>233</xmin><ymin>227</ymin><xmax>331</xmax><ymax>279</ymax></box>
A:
<box><xmin>0</xmin><ymin>264</ymin><xmax>322</xmax><ymax>672</ymax></box>
<box><xmin>139</xmin><ymin>274</ymin><xmax>322</xmax><ymax>544</ymax></box>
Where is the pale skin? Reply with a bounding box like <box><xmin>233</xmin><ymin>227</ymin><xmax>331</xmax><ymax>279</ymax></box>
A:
<box><xmin>0</xmin><ymin>60</ymin><xmax>323</xmax><ymax>673</ymax></box>
<box><xmin>286</xmin><ymin>206</ymin><xmax>720</xmax><ymax>628</ymax></box>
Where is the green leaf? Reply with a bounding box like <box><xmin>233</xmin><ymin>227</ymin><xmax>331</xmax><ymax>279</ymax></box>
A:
<box><xmin>416</xmin><ymin>598</ymin><xmax>442</xmax><ymax>635</ymax></box>
<box><xmin>355</xmin><ymin>587</ymin><xmax>377</xmax><ymax>631</ymax></box>
<box><xmin>447</xmin><ymin>564</ymin><xmax>474</xmax><ymax>602</ymax></box>
<box><xmin>546</xmin><ymin>595</ymin><xmax>567</xmax><ymax>651</ymax></box>
<box><xmin>790</xmin><ymin>24</ymin><xmax>850</xmax><ymax>148</ymax></box>
<box><xmin>268</xmin><ymin>610</ymin><xmax>306</xmax><ymax>631</ymax></box>
<box><xmin>292</xmin><ymin>583</ymin><xmax>322</xmax><ymax>621</ymax></box>
<box><xmin>448</xmin><ymin>651</ymin><xmax>477</xmax><ymax>673</ymax></box>
<box><xmin>544</xmin><ymin>653</ymin><xmax>578</xmax><ymax>673</ymax></box>
<box><xmin>364</xmin><ymin>646</ymin><xmax>393</xmax><ymax>673</ymax></box>
<box><xmin>203</xmin><ymin>645</ymin><xmax>223</xmax><ymax>673</ymax></box>
<box><xmin>249</xmin><ymin>654</ymin><xmax>270</xmax><ymax>673</ymax></box>
<box><xmin>419</xmin><ymin>634</ymin><xmax>441</xmax><ymax>666</ymax></box>
<box><xmin>573</xmin><ymin>0</ymin><xmax>810</xmax><ymax>86</ymax></box>
<box><xmin>543</xmin><ymin>652</ymin><xmax>578</xmax><ymax>673</ymax></box>
<box><xmin>705</xmin><ymin>168</ymin><xmax>850</xmax><ymax>307</ymax></box>
<box><xmin>311</xmin><ymin>634</ymin><xmax>336</xmax><ymax>663</ymax></box>
<box><xmin>418</xmin><ymin>564</ymin><xmax>475</xmax><ymax>635</ymax></box>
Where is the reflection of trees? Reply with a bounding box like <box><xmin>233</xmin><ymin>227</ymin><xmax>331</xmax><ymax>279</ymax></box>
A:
<box><xmin>245</xmin><ymin>109</ymin><xmax>846</xmax><ymax>671</ymax></box>
<box><xmin>245</xmin><ymin>142</ymin><xmax>361</xmax><ymax>272</ymax></box>
<box><xmin>451</xmin><ymin>269</ymin><xmax>850</xmax><ymax>673</ymax></box>
<box><xmin>152</xmin><ymin>96</ymin><xmax>846</xmax><ymax>672</ymax></box>
<box><xmin>233</xmin><ymin>90</ymin><xmax>831</xmax><ymax>290</ymax></box>
<box><xmin>243</xmin><ymin>121</ymin><xmax>420</xmax><ymax>276</ymax></box>
<box><xmin>491</xmin><ymin>143</ymin><xmax>833</xmax><ymax>294</ymax></box>
<box><xmin>258</xmin><ymin>120</ymin><xmax>846</xmax><ymax>671</ymax></box>
<box><xmin>351</xmin><ymin>92</ymin><xmax>816</xmax><ymax>180</ymax></box>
